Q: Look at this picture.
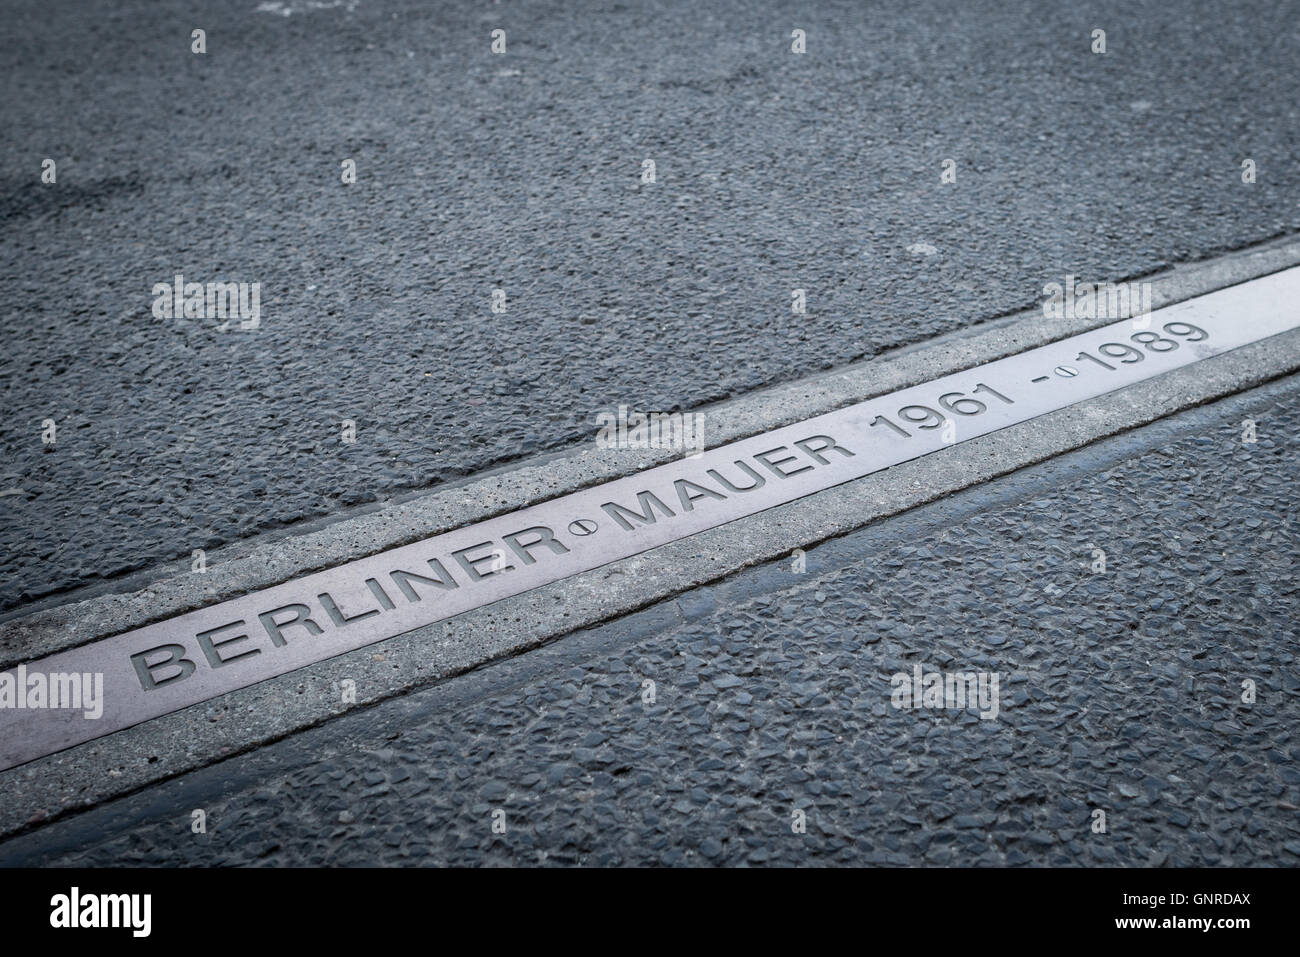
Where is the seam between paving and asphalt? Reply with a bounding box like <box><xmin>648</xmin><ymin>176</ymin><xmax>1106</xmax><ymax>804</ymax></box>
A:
<box><xmin>1</xmin><ymin>236</ymin><xmax>1299</xmax><ymax>835</ymax></box>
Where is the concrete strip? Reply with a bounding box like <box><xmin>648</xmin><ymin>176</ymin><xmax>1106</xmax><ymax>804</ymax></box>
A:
<box><xmin>4</xmin><ymin>266</ymin><xmax>1295</xmax><ymax>770</ymax></box>
<box><xmin>2</xmin><ymin>236</ymin><xmax>1300</xmax><ymax>832</ymax></box>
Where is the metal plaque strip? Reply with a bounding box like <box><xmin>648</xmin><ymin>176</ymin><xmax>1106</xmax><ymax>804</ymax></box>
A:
<box><xmin>3</xmin><ymin>266</ymin><xmax>1299</xmax><ymax>770</ymax></box>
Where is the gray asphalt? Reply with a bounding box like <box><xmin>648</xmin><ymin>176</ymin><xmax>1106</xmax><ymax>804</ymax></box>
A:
<box><xmin>2</xmin><ymin>0</ymin><xmax>1299</xmax><ymax>613</ymax></box>
<box><xmin>4</xmin><ymin>372</ymin><xmax>1296</xmax><ymax>867</ymax></box>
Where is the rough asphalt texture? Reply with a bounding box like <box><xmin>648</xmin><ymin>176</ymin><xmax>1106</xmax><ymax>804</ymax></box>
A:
<box><xmin>7</xmin><ymin>377</ymin><xmax>1297</xmax><ymax>867</ymax></box>
<box><xmin>2</xmin><ymin>0</ymin><xmax>1299</xmax><ymax>612</ymax></box>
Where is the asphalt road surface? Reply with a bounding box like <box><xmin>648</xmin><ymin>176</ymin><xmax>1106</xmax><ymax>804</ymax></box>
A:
<box><xmin>3</xmin><ymin>0</ymin><xmax>1299</xmax><ymax>613</ymax></box>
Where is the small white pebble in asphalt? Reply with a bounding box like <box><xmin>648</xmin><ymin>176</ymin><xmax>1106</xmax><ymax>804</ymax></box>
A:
<box><xmin>906</xmin><ymin>242</ymin><xmax>939</xmax><ymax>256</ymax></box>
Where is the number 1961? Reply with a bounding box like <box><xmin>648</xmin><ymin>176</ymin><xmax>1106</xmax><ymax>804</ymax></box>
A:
<box><xmin>868</xmin><ymin>382</ymin><xmax>1013</xmax><ymax>437</ymax></box>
